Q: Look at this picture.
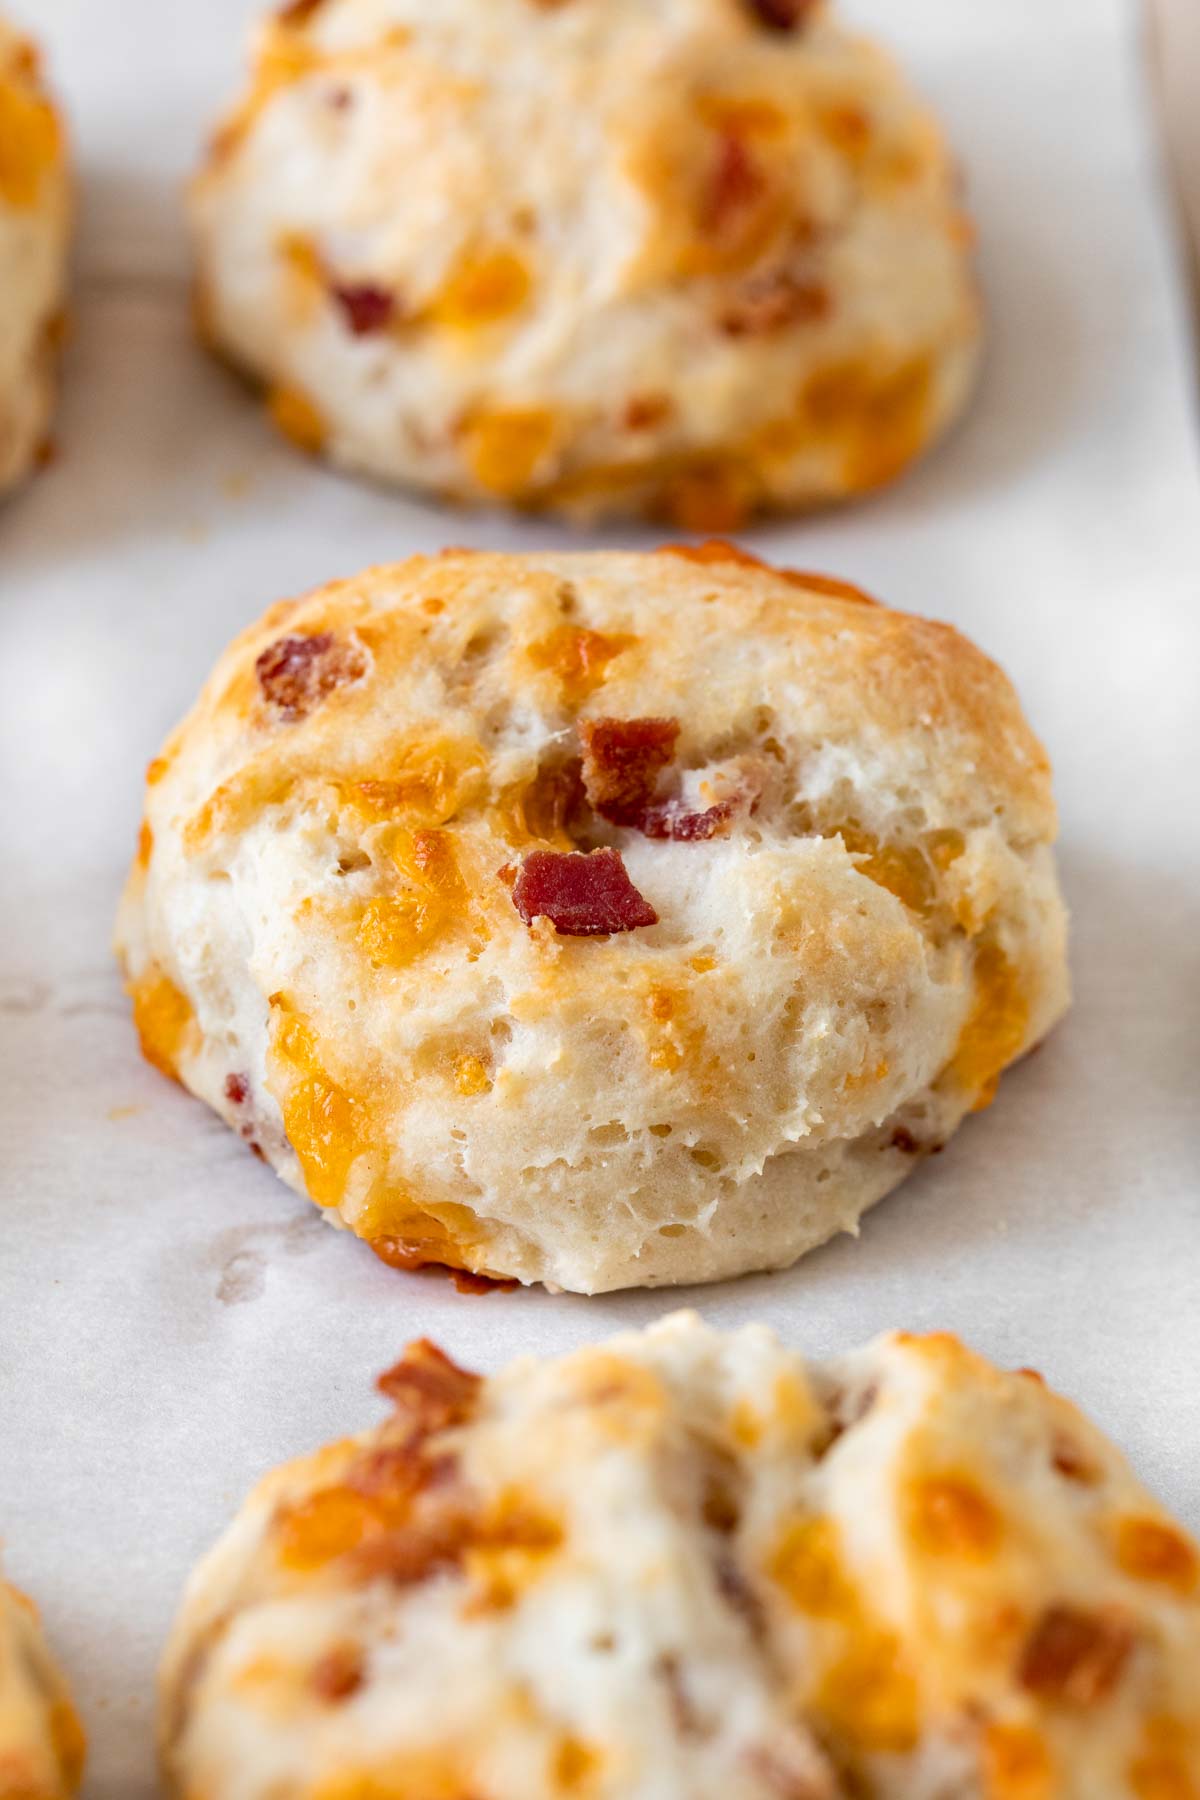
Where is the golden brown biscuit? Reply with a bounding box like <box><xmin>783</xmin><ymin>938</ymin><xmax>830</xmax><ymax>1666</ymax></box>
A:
<box><xmin>159</xmin><ymin>1315</ymin><xmax>1200</xmax><ymax>1800</ymax></box>
<box><xmin>192</xmin><ymin>0</ymin><xmax>980</xmax><ymax>525</ymax></box>
<box><xmin>115</xmin><ymin>545</ymin><xmax>1067</xmax><ymax>1292</ymax></box>
<box><xmin>0</xmin><ymin>1572</ymin><xmax>84</xmax><ymax>1799</ymax></box>
<box><xmin>0</xmin><ymin>17</ymin><xmax>69</xmax><ymax>496</ymax></box>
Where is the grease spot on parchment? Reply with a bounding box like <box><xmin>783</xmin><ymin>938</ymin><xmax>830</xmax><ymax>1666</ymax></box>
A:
<box><xmin>0</xmin><ymin>977</ymin><xmax>51</xmax><ymax>1015</ymax></box>
<box><xmin>209</xmin><ymin>1210</ymin><xmax>327</xmax><ymax>1307</ymax></box>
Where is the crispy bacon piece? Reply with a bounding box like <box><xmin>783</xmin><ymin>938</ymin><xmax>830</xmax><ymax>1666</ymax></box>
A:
<box><xmin>744</xmin><ymin>0</ymin><xmax>818</xmax><ymax>28</ymax></box>
<box><xmin>377</xmin><ymin>1339</ymin><xmax>482</xmax><ymax>1435</ymax></box>
<box><xmin>704</xmin><ymin>133</ymin><xmax>767</xmax><ymax>236</ymax></box>
<box><xmin>223</xmin><ymin>1072</ymin><xmax>248</xmax><ymax>1105</ymax></box>
<box><xmin>639</xmin><ymin>798</ymin><xmax>737</xmax><ymax>841</ymax></box>
<box><xmin>255</xmin><ymin>631</ymin><xmax>366</xmax><ymax>720</ymax></box>
<box><xmin>580</xmin><ymin>717</ymin><xmax>679</xmax><ymax>825</ymax></box>
<box><xmin>721</xmin><ymin>271</ymin><xmax>830</xmax><ymax>337</ymax></box>
<box><xmin>510</xmin><ymin>848</ymin><xmax>658</xmax><ymax>936</ymax></box>
<box><xmin>1019</xmin><ymin>1605</ymin><xmax>1134</xmax><ymax>1704</ymax></box>
<box><xmin>581</xmin><ymin>716</ymin><xmax>758</xmax><ymax>841</ymax></box>
<box><xmin>352</xmin><ymin>1508</ymin><xmax>475</xmax><ymax>1588</ymax></box>
<box><xmin>331</xmin><ymin>282</ymin><xmax>395</xmax><ymax>336</ymax></box>
<box><xmin>310</xmin><ymin>1644</ymin><xmax>364</xmax><ymax>1703</ymax></box>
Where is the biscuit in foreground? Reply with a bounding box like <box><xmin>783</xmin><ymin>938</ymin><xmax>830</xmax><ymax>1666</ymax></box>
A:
<box><xmin>0</xmin><ymin>1570</ymin><xmax>85</xmax><ymax>1799</ymax></box>
<box><xmin>0</xmin><ymin>18</ymin><xmax>69</xmax><ymax>496</ymax></box>
<box><xmin>159</xmin><ymin>1314</ymin><xmax>1200</xmax><ymax>1800</ymax></box>
<box><xmin>115</xmin><ymin>544</ymin><xmax>1068</xmax><ymax>1293</ymax></box>
<box><xmin>192</xmin><ymin>0</ymin><xmax>980</xmax><ymax>525</ymax></box>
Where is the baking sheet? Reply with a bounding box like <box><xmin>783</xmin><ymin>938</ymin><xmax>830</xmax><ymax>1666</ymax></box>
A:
<box><xmin>2</xmin><ymin>2</ymin><xmax>1199</xmax><ymax>1794</ymax></box>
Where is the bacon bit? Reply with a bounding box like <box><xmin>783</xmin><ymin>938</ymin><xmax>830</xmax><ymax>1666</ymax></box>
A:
<box><xmin>224</xmin><ymin>1072</ymin><xmax>249</xmax><ymax>1106</ymax></box>
<box><xmin>1019</xmin><ymin>1605</ymin><xmax>1134</xmax><ymax>1705</ymax></box>
<box><xmin>889</xmin><ymin>1126</ymin><xmax>919</xmax><ymax>1154</ymax></box>
<box><xmin>353</xmin><ymin>1507</ymin><xmax>476</xmax><ymax>1588</ymax></box>
<box><xmin>310</xmin><ymin>1643</ymin><xmax>364</xmax><ymax>1703</ymax></box>
<box><xmin>721</xmin><ymin>271</ymin><xmax>830</xmax><ymax>337</ymax></box>
<box><xmin>343</xmin><ymin>1440</ymin><xmax>432</xmax><ymax>1504</ymax></box>
<box><xmin>656</xmin><ymin>1653</ymin><xmax>703</xmax><ymax>1738</ymax></box>
<box><xmin>255</xmin><ymin>631</ymin><xmax>367</xmax><ymax>720</ymax></box>
<box><xmin>331</xmin><ymin>282</ymin><xmax>395</xmax><ymax>336</ymax></box>
<box><xmin>510</xmin><ymin>848</ymin><xmax>658</xmax><ymax>936</ymax></box>
<box><xmin>1052</xmin><ymin>1434</ymin><xmax>1100</xmax><ymax>1485</ymax></box>
<box><xmin>580</xmin><ymin>717</ymin><xmax>679</xmax><ymax>825</ymax></box>
<box><xmin>639</xmin><ymin>797</ymin><xmax>737</xmax><ymax>841</ymax></box>
<box><xmin>377</xmin><ymin>1339</ymin><xmax>482</xmax><ymax>1434</ymax></box>
<box><xmin>714</xmin><ymin>1550</ymin><xmax>767</xmax><ymax>1639</ymax></box>
<box><xmin>624</xmin><ymin>393</ymin><xmax>673</xmax><ymax>432</ymax></box>
<box><xmin>704</xmin><ymin>133</ymin><xmax>767</xmax><ymax>236</ymax></box>
<box><xmin>744</xmin><ymin>0</ymin><xmax>818</xmax><ymax>27</ymax></box>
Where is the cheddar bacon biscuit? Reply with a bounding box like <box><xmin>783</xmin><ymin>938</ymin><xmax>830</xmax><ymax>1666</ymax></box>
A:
<box><xmin>0</xmin><ymin>17</ymin><xmax>68</xmax><ymax>496</ymax></box>
<box><xmin>115</xmin><ymin>545</ymin><xmax>1067</xmax><ymax>1293</ymax></box>
<box><xmin>0</xmin><ymin>1571</ymin><xmax>84</xmax><ymax>1798</ymax></box>
<box><xmin>159</xmin><ymin>1315</ymin><xmax>1200</xmax><ymax>1800</ymax></box>
<box><xmin>191</xmin><ymin>0</ymin><xmax>980</xmax><ymax>525</ymax></box>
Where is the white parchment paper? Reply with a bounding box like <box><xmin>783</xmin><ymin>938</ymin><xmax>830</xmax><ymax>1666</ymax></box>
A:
<box><xmin>1</xmin><ymin>3</ymin><xmax>1198</xmax><ymax>1794</ymax></box>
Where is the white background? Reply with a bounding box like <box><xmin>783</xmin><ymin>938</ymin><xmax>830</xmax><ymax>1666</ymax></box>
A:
<box><xmin>1</xmin><ymin>4</ymin><xmax>1198</xmax><ymax>1795</ymax></box>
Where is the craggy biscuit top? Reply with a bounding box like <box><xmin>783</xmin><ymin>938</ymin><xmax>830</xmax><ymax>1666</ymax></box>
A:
<box><xmin>192</xmin><ymin>0</ymin><xmax>980</xmax><ymax>521</ymax></box>
<box><xmin>0</xmin><ymin>15</ymin><xmax>68</xmax><ymax>494</ymax></box>
<box><xmin>116</xmin><ymin>546</ymin><xmax>1068</xmax><ymax>1292</ymax></box>
<box><xmin>0</xmin><ymin>1574</ymin><xmax>85</xmax><ymax>1799</ymax></box>
<box><xmin>160</xmin><ymin>1315</ymin><xmax>1200</xmax><ymax>1800</ymax></box>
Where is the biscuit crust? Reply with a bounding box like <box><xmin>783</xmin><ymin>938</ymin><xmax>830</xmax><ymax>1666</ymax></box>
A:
<box><xmin>192</xmin><ymin>0</ymin><xmax>981</xmax><ymax>524</ymax></box>
<box><xmin>159</xmin><ymin>1316</ymin><xmax>1200</xmax><ymax>1800</ymax></box>
<box><xmin>0</xmin><ymin>1574</ymin><xmax>85</xmax><ymax>1799</ymax></box>
<box><xmin>0</xmin><ymin>18</ymin><xmax>68</xmax><ymax>496</ymax></box>
<box><xmin>115</xmin><ymin>545</ymin><xmax>1068</xmax><ymax>1293</ymax></box>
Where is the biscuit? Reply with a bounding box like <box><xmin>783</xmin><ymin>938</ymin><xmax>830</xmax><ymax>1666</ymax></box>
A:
<box><xmin>0</xmin><ymin>18</ymin><xmax>68</xmax><ymax>496</ymax></box>
<box><xmin>115</xmin><ymin>545</ymin><xmax>1068</xmax><ymax>1292</ymax></box>
<box><xmin>0</xmin><ymin>1571</ymin><xmax>85</xmax><ymax>1798</ymax></box>
<box><xmin>159</xmin><ymin>1314</ymin><xmax>1200</xmax><ymax>1800</ymax></box>
<box><xmin>191</xmin><ymin>0</ymin><xmax>980</xmax><ymax>525</ymax></box>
